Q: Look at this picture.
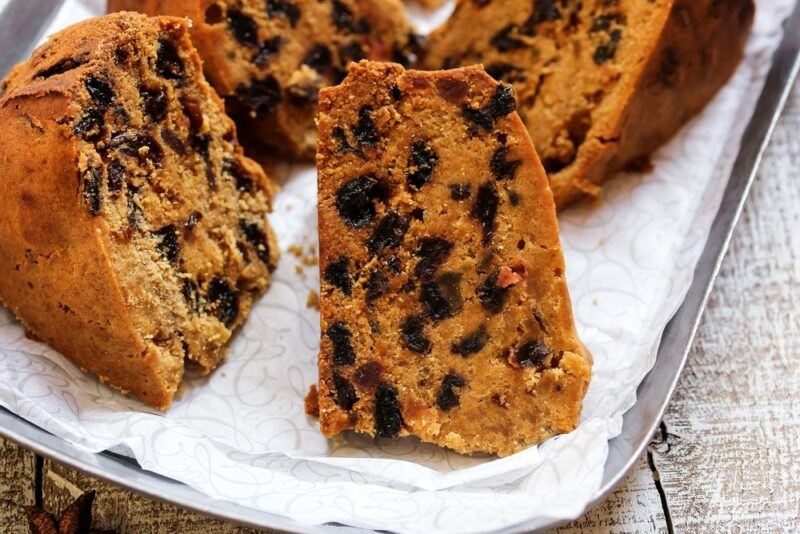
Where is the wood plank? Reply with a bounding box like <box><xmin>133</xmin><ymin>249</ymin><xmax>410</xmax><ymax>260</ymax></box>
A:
<box><xmin>41</xmin><ymin>459</ymin><xmax>262</xmax><ymax>533</ymax></box>
<box><xmin>0</xmin><ymin>437</ymin><xmax>37</xmax><ymax>533</ymax></box>
<box><xmin>649</xmin><ymin>80</ymin><xmax>800</xmax><ymax>532</ymax></box>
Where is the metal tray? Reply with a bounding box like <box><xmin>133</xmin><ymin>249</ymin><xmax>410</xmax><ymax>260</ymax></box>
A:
<box><xmin>0</xmin><ymin>1</ymin><xmax>798</xmax><ymax>532</ymax></box>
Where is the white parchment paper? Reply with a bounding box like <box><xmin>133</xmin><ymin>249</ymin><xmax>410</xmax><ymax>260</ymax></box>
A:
<box><xmin>0</xmin><ymin>1</ymin><xmax>794</xmax><ymax>532</ymax></box>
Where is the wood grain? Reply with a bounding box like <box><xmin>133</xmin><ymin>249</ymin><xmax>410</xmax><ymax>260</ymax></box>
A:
<box><xmin>0</xmin><ymin>77</ymin><xmax>797</xmax><ymax>534</ymax></box>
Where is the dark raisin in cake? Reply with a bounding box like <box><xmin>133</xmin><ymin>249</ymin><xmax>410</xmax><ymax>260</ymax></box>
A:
<box><xmin>109</xmin><ymin>0</ymin><xmax>422</xmax><ymax>160</ymax></box>
<box><xmin>313</xmin><ymin>61</ymin><xmax>591</xmax><ymax>456</ymax></box>
<box><xmin>423</xmin><ymin>0</ymin><xmax>754</xmax><ymax>208</ymax></box>
<box><xmin>0</xmin><ymin>13</ymin><xmax>278</xmax><ymax>409</ymax></box>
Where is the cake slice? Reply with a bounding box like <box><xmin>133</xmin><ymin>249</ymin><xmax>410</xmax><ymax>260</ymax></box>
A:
<box><xmin>109</xmin><ymin>0</ymin><xmax>422</xmax><ymax>160</ymax></box>
<box><xmin>423</xmin><ymin>0</ymin><xmax>754</xmax><ymax>208</ymax></box>
<box><xmin>314</xmin><ymin>61</ymin><xmax>591</xmax><ymax>456</ymax></box>
<box><xmin>0</xmin><ymin>13</ymin><xmax>278</xmax><ymax>409</ymax></box>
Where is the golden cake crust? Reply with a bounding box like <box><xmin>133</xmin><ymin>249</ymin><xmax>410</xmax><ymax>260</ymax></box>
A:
<box><xmin>108</xmin><ymin>0</ymin><xmax>420</xmax><ymax>160</ymax></box>
<box><xmin>423</xmin><ymin>0</ymin><xmax>754</xmax><ymax>208</ymax></box>
<box><xmin>315</xmin><ymin>61</ymin><xmax>591</xmax><ymax>456</ymax></box>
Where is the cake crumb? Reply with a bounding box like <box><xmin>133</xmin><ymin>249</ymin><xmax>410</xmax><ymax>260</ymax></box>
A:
<box><xmin>307</xmin><ymin>290</ymin><xmax>320</xmax><ymax>310</ymax></box>
<box><xmin>305</xmin><ymin>385</ymin><xmax>320</xmax><ymax>417</ymax></box>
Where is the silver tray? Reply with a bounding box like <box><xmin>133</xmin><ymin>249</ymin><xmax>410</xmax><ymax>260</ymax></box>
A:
<box><xmin>0</xmin><ymin>1</ymin><xmax>798</xmax><ymax>532</ymax></box>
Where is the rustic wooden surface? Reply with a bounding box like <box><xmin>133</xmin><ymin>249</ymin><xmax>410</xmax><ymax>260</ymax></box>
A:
<box><xmin>0</xmin><ymin>82</ymin><xmax>797</xmax><ymax>534</ymax></box>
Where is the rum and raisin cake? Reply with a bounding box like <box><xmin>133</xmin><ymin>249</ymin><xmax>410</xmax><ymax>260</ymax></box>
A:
<box><xmin>0</xmin><ymin>12</ymin><xmax>278</xmax><ymax>409</ymax></box>
<box><xmin>108</xmin><ymin>0</ymin><xmax>422</xmax><ymax>160</ymax></box>
<box><xmin>423</xmin><ymin>0</ymin><xmax>754</xmax><ymax>208</ymax></box>
<box><xmin>314</xmin><ymin>61</ymin><xmax>591</xmax><ymax>456</ymax></box>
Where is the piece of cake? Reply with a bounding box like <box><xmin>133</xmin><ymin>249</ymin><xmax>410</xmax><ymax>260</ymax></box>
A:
<box><xmin>0</xmin><ymin>12</ymin><xmax>278</xmax><ymax>409</ymax></box>
<box><xmin>423</xmin><ymin>0</ymin><xmax>754</xmax><ymax>208</ymax></box>
<box><xmin>108</xmin><ymin>0</ymin><xmax>422</xmax><ymax>160</ymax></box>
<box><xmin>314</xmin><ymin>61</ymin><xmax>591</xmax><ymax>456</ymax></box>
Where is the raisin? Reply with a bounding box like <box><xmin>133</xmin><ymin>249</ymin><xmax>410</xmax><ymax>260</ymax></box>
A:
<box><xmin>383</xmin><ymin>256</ymin><xmax>402</xmax><ymax>276</ymax></box>
<box><xmin>421</xmin><ymin>272</ymin><xmax>462</xmax><ymax>320</ymax></box>
<box><xmin>401</xmin><ymin>315</ymin><xmax>431</xmax><ymax>354</ymax></box>
<box><xmin>82</xmin><ymin>167</ymin><xmax>102</xmax><ymax>216</ymax></box>
<box><xmin>436</xmin><ymin>78</ymin><xmax>469</xmax><ymax>104</ymax></box>
<box><xmin>206</xmin><ymin>277</ymin><xmax>239</xmax><ymax>327</ymax></box>
<box><xmin>366</xmin><ymin>211</ymin><xmax>409</xmax><ymax>256</ymax></box>
<box><xmin>34</xmin><ymin>56</ymin><xmax>88</xmax><ymax>79</ymax></box>
<box><xmin>154</xmin><ymin>224</ymin><xmax>180</xmax><ymax>263</ymax></box>
<box><xmin>106</xmin><ymin>162</ymin><xmax>124</xmax><ymax>194</ymax></box>
<box><xmin>332</xmin><ymin>371</ymin><xmax>358</xmax><ymax>410</ymax></box>
<box><xmin>451</xmin><ymin>326</ymin><xmax>487</xmax><ymax>356</ymax></box>
<box><xmin>335</xmin><ymin>174</ymin><xmax>385</xmax><ymax>228</ymax></box>
<box><xmin>332</xmin><ymin>126</ymin><xmax>359</xmax><ymax>156</ymax></box>
<box><xmin>414</xmin><ymin>237</ymin><xmax>453</xmax><ymax>280</ymax></box>
<box><xmin>375</xmin><ymin>383</ymin><xmax>403</xmax><ymax>438</ymax></box>
<box><xmin>156</xmin><ymin>38</ymin><xmax>184</xmax><ymax>80</ymax></box>
<box><xmin>235</xmin><ymin>76</ymin><xmax>282</xmax><ymax>116</ymax></box>
<box><xmin>141</xmin><ymin>87</ymin><xmax>168</xmax><ymax>122</ymax></box>
<box><xmin>224</xmin><ymin>159</ymin><xmax>255</xmax><ymax>193</ymax></box>
<box><xmin>253</xmin><ymin>37</ymin><xmax>282</xmax><ymax>66</ymax></box>
<box><xmin>354</xmin><ymin>361</ymin><xmax>382</xmax><ymax>390</ymax></box>
<box><xmin>228</xmin><ymin>10</ymin><xmax>259</xmax><ymax>47</ymax></box>
<box><xmin>491</xmin><ymin>24</ymin><xmax>525</xmax><ymax>51</ymax></box>
<box><xmin>411</xmin><ymin>208</ymin><xmax>425</xmax><ymax>221</ymax></box>
<box><xmin>85</xmin><ymin>76</ymin><xmax>114</xmax><ymax>109</ymax></box>
<box><xmin>266</xmin><ymin>0</ymin><xmax>300</xmax><ymax>27</ymax></box>
<box><xmin>331</xmin><ymin>0</ymin><xmax>369</xmax><ymax>33</ymax></box>
<box><xmin>339</xmin><ymin>42</ymin><xmax>366</xmax><ymax>63</ymax></box>
<box><xmin>593</xmin><ymin>29</ymin><xmax>622</xmax><ymax>65</ymax></box>
<box><xmin>107</xmin><ymin>132</ymin><xmax>164</xmax><ymax>168</ymax></box>
<box><xmin>406</xmin><ymin>140</ymin><xmax>439</xmax><ymax>191</ymax></box>
<box><xmin>354</xmin><ymin>106</ymin><xmax>378</xmax><ymax>149</ymax></box>
<box><xmin>486</xmin><ymin>63</ymin><xmax>526</xmax><ymax>83</ymax></box>
<box><xmin>508</xmin><ymin>190</ymin><xmax>520</xmax><ymax>206</ymax></box>
<box><xmin>462</xmin><ymin>106</ymin><xmax>494</xmax><ymax>132</ymax></box>
<box><xmin>390</xmin><ymin>85</ymin><xmax>402</xmax><ymax>101</ymax></box>
<box><xmin>491</xmin><ymin>84</ymin><xmax>516</xmax><ymax>118</ymax></box>
<box><xmin>324</xmin><ymin>256</ymin><xmax>352</xmax><ymax>295</ymax></box>
<box><xmin>240</xmin><ymin>220</ymin><xmax>271</xmax><ymax>263</ymax></box>
<box><xmin>590</xmin><ymin>14</ymin><xmax>615</xmax><ymax>33</ymax></box>
<box><xmin>471</xmin><ymin>182</ymin><xmax>500</xmax><ymax>244</ymax></box>
<box><xmin>185</xmin><ymin>211</ymin><xmax>202</xmax><ymax>231</ymax></box>
<box><xmin>436</xmin><ymin>372</ymin><xmax>466</xmax><ymax>411</ymax></box>
<box><xmin>73</xmin><ymin>109</ymin><xmax>104</xmax><ymax>139</ymax></box>
<box><xmin>161</xmin><ymin>130</ymin><xmax>186</xmax><ymax>155</ymax></box>
<box><xmin>365</xmin><ymin>269</ymin><xmax>389</xmax><ymax>302</ymax></box>
<box><xmin>182</xmin><ymin>279</ymin><xmax>200</xmax><ymax>312</ymax></box>
<box><xmin>303</xmin><ymin>44</ymin><xmax>333</xmax><ymax>73</ymax></box>
<box><xmin>449</xmin><ymin>183</ymin><xmax>471</xmax><ymax>200</ymax></box>
<box><xmin>490</xmin><ymin>145</ymin><xmax>521</xmax><ymax>181</ymax></box>
<box><xmin>523</xmin><ymin>0</ymin><xmax>560</xmax><ymax>33</ymax></box>
<box><xmin>392</xmin><ymin>33</ymin><xmax>425</xmax><ymax>67</ymax></box>
<box><xmin>477</xmin><ymin>270</ymin><xmax>508</xmax><ymax>313</ymax></box>
<box><xmin>327</xmin><ymin>322</ymin><xmax>356</xmax><ymax>366</ymax></box>
<box><xmin>514</xmin><ymin>340</ymin><xmax>551</xmax><ymax>370</ymax></box>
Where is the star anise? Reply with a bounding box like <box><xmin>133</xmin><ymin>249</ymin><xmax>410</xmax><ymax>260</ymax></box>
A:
<box><xmin>25</xmin><ymin>490</ymin><xmax>116</xmax><ymax>534</ymax></box>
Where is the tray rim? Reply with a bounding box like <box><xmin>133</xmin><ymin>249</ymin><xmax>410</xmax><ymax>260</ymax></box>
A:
<box><xmin>0</xmin><ymin>3</ymin><xmax>798</xmax><ymax>533</ymax></box>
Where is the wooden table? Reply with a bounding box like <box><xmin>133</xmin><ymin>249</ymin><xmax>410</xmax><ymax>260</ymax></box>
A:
<box><xmin>1</xmin><ymin>81</ymin><xmax>798</xmax><ymax>533</ymax></box>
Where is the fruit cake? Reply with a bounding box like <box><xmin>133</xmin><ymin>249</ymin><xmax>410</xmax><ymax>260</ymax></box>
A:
<box><xmin>0</xmin><ymin>12</ymin><xmax>278</xmax><ymax>409</ymax></box>
<box><xmin>314</xmin><ymin>60</ymin><xmax>591</xmax><ymax>456</ymax></box>
<box><xmin>108</xmin><ymin>0</ymin><xmax>422</xmax><ymax>160</ymax></box>
<box><xmin>423</xmin><ymin>0</ymin><xmax>754</xmax><ymax>208</ymax></box>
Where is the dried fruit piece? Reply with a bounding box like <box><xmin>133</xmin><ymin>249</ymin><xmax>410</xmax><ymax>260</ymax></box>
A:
<box><xmin>141</xmin><ymin>86</ymin><xmax>168</xmax><ymax>122</ymax></box>
<box><xmin>206</xmin><ymin>277</ymin><xmax>239</xmax><ymax>327</ymax></box>
<box><xmin>401</xmin><ymin>314</ymin><xmax>431</xmax><ymax>354</ymax></box>
<box><xmin>471</xmin><ymin>182</ymin><xmax>500</xmax><ymax>244</ymax></box>
<box><xmin>514</xmin><ymin>340</ymin><xmax>551</xmax><ymax>370</ymax></box>
<box><xmin>365</xmin><ymin>268</ymin><xmax>389</xmax><ymax>301</ymax></box>
<box><xmin>154</xmin><ymin>224</ymin><xmax>181</xmax><ymax>262</ymax></box>
<box><xmin>406</xmin><ymin>140</ymin><xmax>439</xmax><ymax>191</ymax></box>
<box><xmin>366</xmin><ymin>211</ymin><xmax>409</xmax><ymax>255</ymax></box>
<box><xmin>327</xmin><ymin>321</ymin><xmax>356</xmax><ymax>366</ymax></box>
<box><xmin>354</xmin><ymin>106</ymin><xmax>379</xmax><ymax>149</ymax></box>
<box><xmin>451</xmin><ymin>325</ymin><xmax>487</xmax><ymax>356</ymax></box>
<box><xmin>436</xmin><ymin>372</ymin><xmax>466</xmax><ymax>411</ymax></box>
<box><xmin>235</xmin><ymin>76</ymin><xmax>283</xmax><ymax>116</ymax></box>
<box><xmin>449</xmin><ymin>183</ymin><xmax>471</xmax><ymax>200</ymax></box>
<box><xmin>477</xmin><ymin>269</ymin><xmax>508</xmax><ymax>313</ymax></box>
<box><xmin>335</xmin><ymin>174</ymin><xmax>385</xmax><ymax>228</ymax></box>
<box><xmin>414</xmin><ymin>237</ymin><xmax>453</xmax><ymax>280</ymax></box>
<box><xmin>324</xmin><ymin>256</ymin><xmax>352</xmax><ymax>295</ymax></box>
<box><xmin>332</xmin><ymin>371</ymin><xmax>358</xmax><ymax>410</ymax></box>
<box><xmin>82</xmin><ymin>166</ymin><xmax>102</xmax><ymax>216</ymax></box>
<box><xmin>85</xmin><ymin>76</ymin><xmax>114</xmax><ymax>109</ymax></box>
<box><xmin>228</xmin><ymin>10</ymin><xmax>260</xmax><ymax>48</ymax></box>
<box><xmin>421</xmin><ymin>272</ymin><xmax>463</xmax><ymax>320</ymax></box>
<box><xmin>240</xmin><ymin>220</ymin><xmax>272</xmax><ymax>263</ymax></box>
<box><xmin>266</xmin><ymin>0</ymin><xmax>301</xmax><ymax>27</ymax></box>
<box><xmin>374</xmin><ymin>383</ymin><xmax>403</xmax><ymax>438</ymax></box>
<box><xmin>156</xmin><ymin>38</ymin><xmax>184</xmax><ymax>80</ymax></box>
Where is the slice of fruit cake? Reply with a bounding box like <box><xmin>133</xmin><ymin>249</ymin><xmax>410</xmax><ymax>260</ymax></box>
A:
<box><xmin>314</xmin><ymin>60</ymin><xmax>591</xmax><ymax>456</ymax></box>
<box><xmin>0</xmin><ymin>13</ymin><xmax>277</xmax><ymax>409</ymax></box>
